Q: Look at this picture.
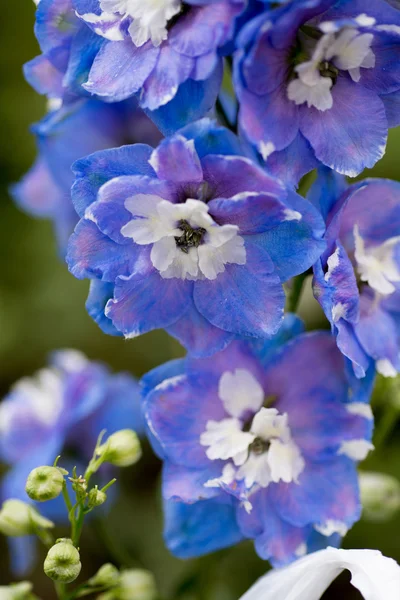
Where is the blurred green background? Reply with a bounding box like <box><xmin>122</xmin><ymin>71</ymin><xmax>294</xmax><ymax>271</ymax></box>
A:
<box><xmin>0</xmin><ymin>2</ymin><xmax>400</xmax><ymax>598</ymax></box>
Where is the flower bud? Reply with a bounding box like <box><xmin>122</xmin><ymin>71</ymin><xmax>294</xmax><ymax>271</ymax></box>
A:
<box><xmin>88</xmin><ymin>563</ymin><xmax>120</xmax><ymax>588</ymax></box>
<box><xmin>26</xmin><ymin>466</ymin><xmax>64</xmax><ymax>502</ymax></box>
<box><xmin>118</xmin><ymin>570</ymin><xmax>157</xmax><ymax>600</ymax></box>
<box><xmin>0</xmin><ymin>581</ymin><xmax>33</xmax><ymax>600</ymax></box>
<box><xmin>44</xmin><ymin>538</ymin><xmax>81</xmax><ymax>584</ymax></box>
<box><xmin>360</xmin><ymin>471</ymin><xmax>400</xmax><ymax>522</ymax></box>
<box><xmin>0</xmin><ymin>499</ymin><xmax>54</xmax><ymax>537</ymax></box>
<box><xmin>88</xmin><ymin>486</ymin><xmax>107</xmax><ymax>509</ymax></box>
<box><xmin>97</xmin><ymin>430</ymin><xmax>142</xmax><ymax>467</ymax></box>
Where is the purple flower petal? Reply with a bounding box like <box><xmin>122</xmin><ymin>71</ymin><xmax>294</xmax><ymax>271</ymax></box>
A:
<box><xmin>106</xmin><ymin>270</ymin><xmax>192</xmax><ymax>337</ymax></box>
<box><xmin>194</xmin><ymin>240</ymin><xmax>285</xmax><ymax>337</ymax></box>
<box><xmin>300</xmin><ymin>77</ymin><xmax>388</xmax><ymax>177</ymax></box>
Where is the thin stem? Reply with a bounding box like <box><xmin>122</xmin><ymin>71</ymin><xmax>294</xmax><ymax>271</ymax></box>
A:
<box><xmin>54</xmin><ymin>582</ymin><xmax>67</xmax><ymax>600</ymax></box>
<box><xmin>286</xmin><ymin>271</ymin><xmax>309</xmax><ymax>313</ymax></box>
<box><xmin>72</xmin><ymin>504</ymin><xmax>85</xmax><ymax>547</ymax></box>
<box><xmin>374</xmin><ymin>403</ymin><xmax>400</xmax><ymax>449</ymax></box>
<box><xmin>63</xmin><ymin>483</ymin><xmax>74</xmax><ymax>518</ymax></box>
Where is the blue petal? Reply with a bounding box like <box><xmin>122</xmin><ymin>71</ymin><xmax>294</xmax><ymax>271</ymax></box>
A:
<box><xmin>72</xmin><ymin>144</ymin><xmax>155</xmax><ymax>217</ymax></box>
<box><xmin>66</xmin><ymin>219</ymin><xmax>141</xmax><ymax>282</ymax></box>
<box><xmin>300</xmin><ymin>78</ymin><xmax>388</xmax><ymax>177</ymax></box>
<box><xmin>254</xmin><ymin>191</ymin><xmax>326</xmax><ymax>282</ymax></box>
<box><xmin>270</xmin><ymin>458</ymin><xmax>361</xmax><ymax>530</ymax></box>
<box><xmin>84</xmin><ymin>40</ymin><xmax>160</xmax><ymax>102</ymax></box>
<box><xmin>86</xmin><ymin>280</ymin><xmax>123</xmax><ymax>336</ymax></box>
<box><xmin>178</xmin><ymin>117</ymin><xmax>245</xmax><ymax>159</ymax></box>
<box><xmin>194</xmin><ymin>240</ymin><xmax>285</xmax><ymax>337</ymax></box>
<box><xmin>106</xmin><ymin>270</ymin><xmax>192</xmax><ymax>337</ymax></box>
<box><xmin>166</xmin><ymin>297</ymin><xmax>235</xmax><ymax>358</ymax></box>
<box><xmin>265</xmin><ymin>133</ymin><xmax>319</xmax><ymax>190</ymax></box>
<box><xmin>145</xmin><ymin>62</ymin><xmax>223</xmax><ymax>136</ymax></box>
<box><xmin>164</xmin><ymin>497</ymin><xmax>243</xmax><ymax>559</ymax></box>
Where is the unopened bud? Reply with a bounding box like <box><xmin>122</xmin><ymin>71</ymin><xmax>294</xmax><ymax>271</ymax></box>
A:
<box><xmin>97</xmin><ymin>430</ymin><xmax>142</xmax><ymax>467</ymax></box>
<box><xmin>118</xmin><ymin>570</ymin><xmax>157</xmax><ymax>600</ymax></box>
<box><xmin>88</xmin><ymin>486</ymin><xmax>107</xmax><ymax>509</ymax></box>
<box><xmin>0</xmin><ymin>499</ymin><xmax>54</xmax><ymax>537</ymax></box>
<box><xmin>44</xmin><ymin>538</ymin><xmax>81</xmax><ymax>584</ymax></box>
<box><xmin>0</xmin><ymin>581</ymin><xmax>33</xmax><ymax>600</ymax></box>
<box><xmin>26</xmin><ymin>466</ymin><xmax>65</xmax><ymax>502</ymax></box>
<box><xmin>88</xmin><ymin>563</ymin><xmax>120</xmax><ymax>588</ymax></box>
<box><xmin>360</xmin><ymin>471</ymin><xmax>400</xmax><ymax>522</ymax></box>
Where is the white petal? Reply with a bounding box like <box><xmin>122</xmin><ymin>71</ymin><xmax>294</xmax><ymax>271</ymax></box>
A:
<box><xmin>198</xmin><ymin>235</ymin><xmax>246</xmax><ymax>280</ymax></box>
<box><xmin>150</xmin><ymin>237</ymin><xmax>177</xmax><ymax>272</ymax></box>
<box><xmin>200</xmin><ymin>418</ymin><xmax>254</xmax><ymax>462</ymax></box>
<box><xmin>160</xmin><ymin>247</ymin><xmax>199</xmax><ymax>280</ymax></box>
<box><xmin>239</xmin><ymin>547</ymin><xmax>400</xmax><ymax>600</ymax></box>
<box><xmin>121</xmin><ymin>194</ymin><xmax>167</xmax><ymax>244</ymax></box>
<box><xmin>236</xmin><ymin>453</ymin><xmax>271</xmax><ymax>489</ymax></box>
<box><xmin>376</xmin><ymin>359</ymin><xmax>398</xmax><ymax>378</ymax></box>
<box><xmin>287</xmin><ymin>77</ymin><xmax>333</xmax><ymax>111</ymax></box>
<box><xmin>250</xmin><ymin>408</ymin><xmax>285</xmax><ymax>440</ymax></box>
<box><xmin>338</xmin><ymin>439</ymin><xmax>374</xmax><ymax>461</ymax></box>
<box><xmin>267</xmin><ymin>439</ymin><xmax>305</xmax><ymax>483</ymax></box>
<box><xmin>314</xmin><ymin>520</ymin><xmax>348</xmax><ymax>537</ymax></box>
<box><xmin>218</xmin><ymin>369</ymin><xmax>265</xmax><ymax>418</ymax></box>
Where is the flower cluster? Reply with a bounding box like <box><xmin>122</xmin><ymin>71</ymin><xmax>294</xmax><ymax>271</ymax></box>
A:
<box><xmin>6</xmin><ymin>0</ymin><xmax>400</xmax><ymax>586</ymax></box>
<box><xmin>0</xmin><ymin>349</ymin><xmax>143</xmax><ymax>574</ymax></box>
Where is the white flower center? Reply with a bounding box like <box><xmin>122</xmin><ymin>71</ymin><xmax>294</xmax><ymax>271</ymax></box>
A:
<box><xmin>353</xmin><ymin>224</ymin><xmax>400</xmax><ymax>295</ymax></box>
<box><xmin>288</xmin><ymin>24</ymin><xmax>375</xmax><ymax>111</ymax></box>
<box><xmin>200</xmin><ymin>369</ymin><xmax>305</xmax><ymax>496</ymax></box>
<box><xmin>121</xmin><ymin>196</ymin><xmax>246</xmax><ymax>281</ymax></box>
<box><xmin>99</xmin><ymin>0</ymin><xmax>182</xmax><ymax>46</ymax></box>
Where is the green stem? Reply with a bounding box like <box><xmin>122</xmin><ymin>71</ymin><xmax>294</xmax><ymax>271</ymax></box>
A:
<box><xmin>374</xmin><ymin>403</ymin><xmax>400</xmax><ymax>449</ymax></box>
<box><xmin>54</xmin><ymin>582</ymin><xmax>67</xmax><ymax>600</ymax></box>
<box><xmin>72</xmin><ymin>504</ymin><xmax>85</xmax><ymax>547</ymax></box>
<box><xmin>286</xmin><ymin>271</ymin><xmax>309</xmax><ymax>313</ymax></box>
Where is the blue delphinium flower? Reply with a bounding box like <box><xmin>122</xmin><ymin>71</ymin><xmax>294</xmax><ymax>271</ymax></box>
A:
<box><xmin>141</xmin><ymin>320</ymin><xmax>374</xmax><ymax>565</ymax></box>
<box><xmin>0</xmin><ymin>349</ymin><xmax>144</xmax><ymax>574</ymax></box>
<box><xmin>26</xmin><ymin>0</ymin><xmax>246</xmax><ymax>132</ymax></box>
<box><xmin>235</xmin><ymin>0</ymin><xmax>400</xmax><ymax>184</ymax></box>
<box><xmin>66</xmin><ymin>118</ymin><xmax>326</xmax><ymax>357</ymax></box>
<box><xmin>311</xmin><ymin>169</ymin><xmax>400</xmax><ymax>379</ymax></box>
<box><xmin>11</xmin><ymin>98</ymin><xmax>162</xmax><ymax>254</ymax></box>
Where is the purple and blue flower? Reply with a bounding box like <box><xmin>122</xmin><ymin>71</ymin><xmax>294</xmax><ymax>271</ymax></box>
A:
<box><xmin>235</xmin><ymin>0</ymin><xmax>400</xmax><ymax>184</ymax></box>
<box><xmin>11</xmin><ymin>98</ymin><xmax>161</xmax><ymax>254</ymax></box>
<box><xmin>0</xmin><ymin>349</ymin><xmax>144</xmax><ymax>574</ymax></box>
<box><xmin>142</xmin><ymin>322</ymin><xmax>374</xmax><ymax>565</ymax></box>
<box><xmin>26</xmin><ymin>0</ymin><xmax>247</xmax><ymax>132</ymax></box>
<box><xmin>66</xmin><ymin>118</ymin><xmax>326</xmax><ymax>356</ymax></box>
<box><xmin>311</xmin><ymin>169</ymin><xmax>400</xmax><ymax>379</ymax></box>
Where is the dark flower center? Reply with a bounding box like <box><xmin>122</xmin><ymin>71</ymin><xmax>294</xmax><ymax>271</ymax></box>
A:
<box><xmin>249</xmin><ymin>437</ymin><xmax>270</xmax><ymax>456</ymax></box>
<box><xmin>174</xmin><ymin>220</ymin><xmax>206</xmax><ymax>253</ymax></box>
<box><xmin>319</xmin><ymin>61</ymin><xmax>339</xmax><ymax>83</ymax></box>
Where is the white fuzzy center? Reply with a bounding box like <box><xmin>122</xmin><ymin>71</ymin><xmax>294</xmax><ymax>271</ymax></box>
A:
<box><xmin>354</xmin><ymin>224</ymin><xmax>400</xmax><ymax>295</ymax></box>
<box><xmin>200</xmin><ymin>369</ymin><xmax>305</xmax><ymax>497</ymax></box>
<box><xmin>287</xmin><ymin>24</ymin><xmax>375</xmax><ymax>111</ymax></box>
<box><xmin>121</xmin><ymin>196</ymin><xmax>246</xmax><ymax>280</ymax></box>
<box><xmin>100</xmin><ymin>0</ymin><xmax>182</xmax><ymax>46</ymax></box>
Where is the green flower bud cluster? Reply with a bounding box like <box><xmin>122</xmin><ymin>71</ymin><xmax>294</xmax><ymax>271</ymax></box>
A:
<box><xmin>0</xmin><ymin>581</ymin><xmax>37</xmax><ymax>600</ymax></box>
<box><xmin>0</xmin><ymin>499</ymin><xmax>54</xmax><ymax>537</ymax></box>
<box><xmin>44</xmin><ymin>538</ymin><xmax>82</xmax><ymax>584</ymax></box>
<box><xmin>26</xmin><ymin>466</ymin><xmax>66</xmax><ymax>503</ymax></box>
<box><xmin>95</xmin><ymin>569</ymin><xmax>158</xmax><ymax>600</ymax></box>
<box><xmin>97</xmin><ymin>430</ymin><xmax>142</xmax><ymax>467</ymax></box>
<box><xmin>360</xmin><ymin>471</ymin><xmax>400</xmax><ymax>522</ymax></box>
